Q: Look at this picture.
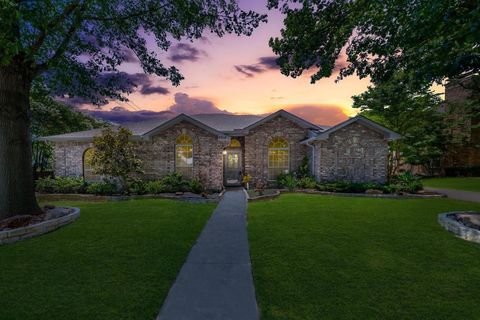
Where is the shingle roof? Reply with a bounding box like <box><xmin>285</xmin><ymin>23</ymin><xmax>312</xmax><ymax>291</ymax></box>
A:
<box><xmin>39</xmin><ymin>110</ymin><xmax>324</xmax><ymax>142</ymax></box>
<box><xmin>190</xmin><ymin>114</ymin><xmax>263</xmax><ymax>132</ymax></box>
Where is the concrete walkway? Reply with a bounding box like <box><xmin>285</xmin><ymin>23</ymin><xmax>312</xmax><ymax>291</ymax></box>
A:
<box><xmin>425</xmin><ymin>187</ymin><xmax>480</xmax><ymax>203</ymax></box>
<box><xmin>157</xmin><ymin>189</ymin><xmax>258</xmax><ymax>320</ymax></box>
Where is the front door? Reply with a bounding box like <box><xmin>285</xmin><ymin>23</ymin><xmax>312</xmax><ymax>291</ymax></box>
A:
<box><xmin>224</xmin><ymin>150</ymin><xmax>242</xmax><ymax>186</ymax></box>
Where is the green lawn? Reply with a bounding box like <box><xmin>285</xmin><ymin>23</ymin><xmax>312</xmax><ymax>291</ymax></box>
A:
<box><xmin>248</xmin><ymin>194</ymin><xmax>480</xmax><ymax>320</ymax></box>
<box><xmin>423</xmin><ymin>177</ymin><xmax>480</xmax><ymax>192</ymax></box>
<box><xmin>0</xmin><ymin>199</ymin><xmax>214</xmax><ymax>320</ymax></box>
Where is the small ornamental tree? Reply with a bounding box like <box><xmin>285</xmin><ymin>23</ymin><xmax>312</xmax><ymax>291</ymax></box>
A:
<box><xmin>89</xmin><ymin>127</ymin><xmax>143</xmax><ymax>189</ymax></box>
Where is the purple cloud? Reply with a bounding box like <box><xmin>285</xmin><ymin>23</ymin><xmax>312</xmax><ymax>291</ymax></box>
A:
<box><xmin>59</xmin><ymin>72</ymin><xmax>169</xmax><ymax>107</ymax></box>
<box><xmin>168</xmin><ymin>93</ymin><xmax>231</xmax><ymax>114</ymax></box>
<box><xmin>81</xmin><ymin>106</ymin><xmax>176</xmax><ymax>123</ymax></box>
<box><xmin>168</xmin><ymin>43</ymin><xmax>207</xmax><ymax>63</ymax></box>
<box><xmin>234</xmin><ymin>56</ymin><xmax>279</xmax><ymax>77</ymax></box>
<box><xmin>140</xmin><ymin>86</ymin><xmax>169</xmax><ymax>95</ymax></box>
<box><xmin>78</xmin><ymin>92</ymin><xmax>231</xmax><ymax>123</ymax></box>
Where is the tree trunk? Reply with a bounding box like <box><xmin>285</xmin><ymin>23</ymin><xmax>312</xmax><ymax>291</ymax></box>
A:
<box><xmin>0</xmin><ymin>65</ymin><xmax>41</xmax><ymax>219</ymax></box>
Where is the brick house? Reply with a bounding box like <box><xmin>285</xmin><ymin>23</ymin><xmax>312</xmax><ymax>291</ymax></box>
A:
<box><xmin>42</xmin><ymin>110</ymin><xmax>400</xmax><ymax>190</ymax></box>
<box><xmin>442</xmin><ymin>74</ymin><xmax>480</xmax><ymax>170</ymax></box>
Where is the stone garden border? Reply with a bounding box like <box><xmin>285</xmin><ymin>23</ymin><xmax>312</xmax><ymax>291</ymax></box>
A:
<box><xmin>438</xmin><ymin>211</ymin><xmax>480</xmax><ymax>244</ymax></box>
<box><xmin>36</xmin><ymin>190</ymin><xmax>225</xmax><ymax>204</ymax></box>
<box><xmin>247</xmin><ymin>189</ymin><xmax>445</xmax><ymax>201</ymax></box>
<box><xmin>0</xmin><ymin>207</ymin><xmax>80</xmax><ymax>245</ymax></box>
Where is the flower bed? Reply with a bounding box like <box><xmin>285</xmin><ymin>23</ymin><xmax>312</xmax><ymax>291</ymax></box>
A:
<box><xmin>0</xmin><ymin>207</ymin><xmax>80</xmax><ymax>245</ymax></box>
<box><xmin>438</xmin><ymin>212</ymin><xmax>480</xmax><ymax>243</ymax></box>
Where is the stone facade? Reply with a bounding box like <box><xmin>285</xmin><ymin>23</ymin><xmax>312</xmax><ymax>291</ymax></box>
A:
<box><xmin>53</xmin><ymin>121</ymin><xmax>228</xmax><ymax>191</ymax></box>
<box><xmin>244</xmin><ymin>116</ymin><xmax>309</xmax><ymax>184</ymax></box>
<box><xmin>51</xmin><ymin>112</ymin><xmax>395</xmax><ymax>189</ymax></box>
<box><xmin>53</xmin><ymin>141</ymin><xmax>92</xmax><ymax>177</ymax></box>
<box><xmin>137</xmin><ymin>121</ymin><xmax>228</xmax><ymax>190</ymax></box>
<box><xmin>312</xmin><ymin>122</ymin><xmax>389</xmax><ymax>183</ymax></box>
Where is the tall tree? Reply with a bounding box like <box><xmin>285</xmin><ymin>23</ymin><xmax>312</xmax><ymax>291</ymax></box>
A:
<box><xmin>0</xmin><ymin>0</ymin><xmax>266</xmax><ymax>219</ymax></box>
<box><xmin>352</xmin><ymin>77</ymin><xmax>446</xmax><ymax>178</ymax></box>
<box><xmin>267</xmin><ymin>0</ymin><xmax>479</xmax><ymax>86</ymax></box>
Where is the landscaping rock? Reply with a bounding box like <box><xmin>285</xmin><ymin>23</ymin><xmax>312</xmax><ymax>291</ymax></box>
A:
<box><xmin>365</xmin><ymin>189</ymin><xmax>383</xmax><ymax>195</ymax></box>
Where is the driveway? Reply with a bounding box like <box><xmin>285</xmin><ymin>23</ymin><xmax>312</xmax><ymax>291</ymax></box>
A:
<box><xmin>425</xmin><ymin>187</ymin><xmax>480</xmax><ymax>203</ymax></box>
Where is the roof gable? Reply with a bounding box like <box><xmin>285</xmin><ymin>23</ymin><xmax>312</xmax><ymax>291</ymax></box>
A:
<box><xmin>304</xmin><ymin>116</ymin><xmax>401</xmax><ymax>143</ymax></box>
<box><xmin>142</xmin><ymin>113</ymin><xmax>227</xmax><ymax>139</ymax></box>
<box><xmin>243</xmin><ymin>109</ymin><xmax>320</xmax><ymax>132</ymax></box>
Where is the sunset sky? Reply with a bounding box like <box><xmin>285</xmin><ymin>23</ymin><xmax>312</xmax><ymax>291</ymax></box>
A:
<box><xmin>78</xmin><ymin>0</ymin><xmax>441</xmax><ymax>126</ymax></box>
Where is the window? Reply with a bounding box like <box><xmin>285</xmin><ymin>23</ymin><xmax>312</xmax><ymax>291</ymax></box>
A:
<box><xmin>175</xmin><ymin>134</ymin><xmax>193</xmax><ymax>178</ymax></box>
<box><xmin>268</xmin><ymin>137</ymin><xmax>289</xmax><ymax>180</ymax></box>
<box><xmin>83</xmin><ymin>148</ymin><xmax>101</xmax><ymax>182</ymax></box>
<box><xmin>229</xmin><ymin>138</ymin><xmax>241</xmax><ymax>148</ymax></box>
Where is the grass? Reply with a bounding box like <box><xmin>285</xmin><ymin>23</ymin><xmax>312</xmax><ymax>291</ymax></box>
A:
<box><xmin>248</xmin><ymin>194</ymin><xmax>480</xmax><ymax>320</ymax></box>
<box><xmin>0</xmin><ymin>199</ymin><xmax>214</xmax><ymax>320</ymax></box>
<box><xmin>423</xmin><ymin>177</ymin><xmax>480</xmax><ymax>192</ymax></box>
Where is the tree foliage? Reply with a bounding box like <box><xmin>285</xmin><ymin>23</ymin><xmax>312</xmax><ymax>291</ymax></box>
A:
<box><xmin>1</xmin><ymin>0</ymin><xmax>267</xmax><ymax>101</ymax></box>
<box><xmin>30</xmin><ymin>91</ymin><xmax>106</xmax><ymax>175</ymax></box>
<box><xmin>352</xmin><ymin>77</ymin><xmax>447</xmax><ymax>177</ymax></box>
<box><xmin>268</xmin><ymin>0</ymin><xmax>479</xmax><ymax>86</ymax></box>
<box><xmin>0</xmin><ymin>0</ymin><xmax>266</xmax><ymax>218</ymax></box>
<box><xmin>89</xmin><ymin>127</ymin><xmax>143</xmax><ymax>187</ymax></box>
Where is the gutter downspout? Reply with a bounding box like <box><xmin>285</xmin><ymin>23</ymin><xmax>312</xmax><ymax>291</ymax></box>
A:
<box><xmin>306</xmin><ymin>140</ymin><xmax>316</xmax><ymax>180</ymax></box>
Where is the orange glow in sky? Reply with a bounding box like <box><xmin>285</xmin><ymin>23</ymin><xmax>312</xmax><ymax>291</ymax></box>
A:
<box><xmin>81</xmin><ymin>1</ymin><xmax>443</xmax><ymax>126</ymax></box>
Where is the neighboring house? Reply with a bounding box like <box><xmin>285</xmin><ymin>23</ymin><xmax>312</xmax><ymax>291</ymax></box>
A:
<box><xmin>443</xmin><ymin>74</ymin><xmax>480</xmax><ymax>170</ymax></box>
<box><xmin>41</xmin><ymin>109</ymin><xmax>401</xmax><ymax>190</ymax></box>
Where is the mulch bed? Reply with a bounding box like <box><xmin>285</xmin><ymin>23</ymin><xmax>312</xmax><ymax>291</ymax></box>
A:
<box><xmin>0</xmin><ymin>206</ymin><xmax>74</xmax><ymax>231</ymax></box>
<box><xmin>449</xmin><ymin>212</ymin><xmax>480</xmax><ymax>231</ymax></box>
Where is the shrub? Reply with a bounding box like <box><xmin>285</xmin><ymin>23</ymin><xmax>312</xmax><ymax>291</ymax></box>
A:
<box><xmin>86</xmin><ymin>181</ymin><xmax>118</xmax><ymax>195</ymax></box>
<box><xmin>126</xmin><ymin>179</ymin><xmax>146</xmax><ymax>195</ymax></box>
<box><xmin>35</xmin><ymin>177</ymin><xmax>56</xmax><ymax>193</ymax></box>
<box><xmin>297</xmin><ymin>176</ymin><xmax>317</xmax><ymax>189</ymax></box>
<box><xmin>35</xmin><ymin>177</ymin><xmax>85</xmax><ymax>193</ymax></box>
<box><xmin>316</xmin><ymin>181</ymin><xmax>384</xmax><ymax>193</ymax></box>
<box><xmin>297</xmin><ymin>156</ymin><xmax>310</xmax><ymax>178</ymax></box>
<box><xmin>161</xmin><ymin>172</ymin><xmax>186</xmax><ymax>192</ymax></box>
<box><xmin>390</xmin><ymin>172</ymin><xmax>423</xmax><ymax>193</ymax></box>
<box><xmin>187</xmin><ymin>179</ymin><xmax>204</xmax><ymax>194</ymax></box>
<box><xmin>277</xmin><ymin>173</ymin><xmax>298</xmax><ymax>191</ymax></box>
<box><xmin>144</xmin><ymin>180</ymin><xmax>166</xmax><ymax>194</ymax></box>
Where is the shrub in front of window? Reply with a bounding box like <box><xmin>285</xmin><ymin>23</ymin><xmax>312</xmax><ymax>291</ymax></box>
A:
<box><xmin>86</xmin><ymin>182</ymin><xmax>119</xmax><ymax>195</ymax></box>
<box><xmin>162</xmin><ymin>172</ymin><xmax>187</xmax><ymax>193</ymax></box>
<box><xmin>89</xmin><ymin>127</ymin><xmax>143</xmax><ymax>190</ymax></box>
<box><xmin>144</xmin><ymin>180</ymin><xmax>166</xmax><ymax>194</ymax></box>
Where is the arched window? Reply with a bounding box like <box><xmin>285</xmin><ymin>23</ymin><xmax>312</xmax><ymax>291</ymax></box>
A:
<box><xmin>83</xmin><ymin>148</ymin><xmax>101</xmax><ymax>182</ymax></box>
<box><xmin>175</xmin><ymin>134</ymin><xmax>193</xmax><ymax>178</ymax></box>
<box><xmin>268</xmin><ymin>137</ymin><xmax>289</xmax><ymax>180</ymax></box>
<box><xmin>229</xmin><ymin>138</ymin><xmax>241</xmax><ymax>148</ymax></box>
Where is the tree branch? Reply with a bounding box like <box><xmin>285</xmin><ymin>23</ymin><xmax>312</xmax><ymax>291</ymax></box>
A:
<box><xmin>33</xmin><ymin>5</ymin><xmax>85</xmax><ymax>75</ymax></box>
<box><xmin>28</xmin><ymin>0</ymin><xmax>81</xmax><ymax>58</ymax></box>
<box><xmin>84</xmin><ymin>3</ymin><xmax>169</xmax><ymax>22</ymax></box>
